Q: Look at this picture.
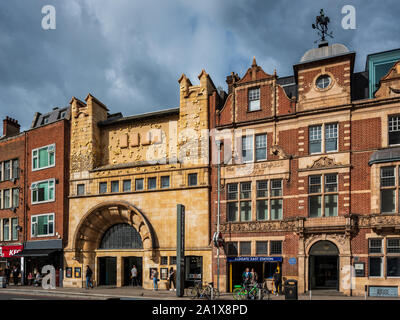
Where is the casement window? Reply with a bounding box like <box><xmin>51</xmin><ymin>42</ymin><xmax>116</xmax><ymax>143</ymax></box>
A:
<box><xmin>227</xmin><ymin>183</ymin><xmax>238</xmax><ymax>222</ymax></box>
<box><xmin>31</xmin><ymin>179</ymin><xmax>55</xmax><ymax>204</ymax></box>
<box><xmin>32</xmin><ymin>144</ymin><xmax>55</xmax><ymax>170</ymax></box>
<box><xmin>3</xmin><ymin>161</ymin><xmax>10</xmax><ymax>180</ymax></box>
<box><xmin>122</xmin><ymin>180</ymin><xmax>131</xmax><ymax>192</ymax></box>
<box><xmin>255</xmin><ymin>134</ymin><xmax>267</xmax><ymax>161</ymax></box>
<box><xmin>369</xmin><ymin>257</ymin><xmax>383</xmax><ymax>277</ymax></box>
<box><xmin>256</xmin><ymin>241</ymin><xmax>268</xmax><ymax>255</ymax></box>
<box><xmin>309</xmin><ymin>123</ymin><xmax>338</xmax><ymax>154</ymax></box>
<box><xmin>169</xmin><ymin>256</ymin><xmax>177</xmax><ymax>265</ymax></box>
<box><xmin>240</xmin><ymin>182</ymin><xmax>252</xmax><ymax>221</ymax></box>
<box><xmin>242</xmin><ymin>134</ymin><xmax>267</xmax><ymax>163</ymax></box>
<box><xmin>0</xmin><ymin>190</ymin><xmax>2</xmax><ymax>209</ymax></box>
<box><xmin>77</xmin><ymin>184</ymin><xmax>85</xmax><ymax>195</ymax></box>
<box><xmin>256</xmin><ymin>180</ymin><xmax>283</xmax><ymax>221</ymax></box>
<box><xmin>270</xmin><ymin>241</ymin><xmax>283</xmax><ymax>255</ymax></box>
<box><xmin>11</xmin><ymin>218</ymin><xmax>18</xmax><ymax>241</ymax></box>
<box><xmin>369</xmin><ymin>239</ymin><xmax>383</xmax><ymax>254</ymax></box>
<box><xmin>99</xmin><ymin>182</ymin><xmax>107</xmax><ymax>194</ymax></box>
<box><xmin>387</xmin><ymin>238</ymin><xmax>400</xmax><ymax>277</ymax></box>
<box><xmin>135</xmin><ymin>178</ymin><xmax>144</xmax><ymax>191</ymax></box>
<box><xmin>12</xmin><ymin>188</ymin><xmax>19</xmax><ymax>208</ymax></box>
<box><xmin>188</xmin><ymin>173</ymin><xmax>197</xmax><ymax>186</ymax></box>
<box><xmin>227</xmin><ymin>242</ymin><xmax>238</xmax><ymax>256</ymax></box>
<box><xmin>160</xmin><ymin>257</ymin><xmax>168</xmax><ymax>265</ymax></box>
<box><xmin>239</xmin><ymin>242</ymin><xmax>251</xmax><ymax>256</ymax></box>
<box><xmin>380</xmin><ymin>167</ymin><xmax>397</xmax><ymax>213</ymax></box>
<box><xmin>148</xmin><ymin>177</ymin><xmax>157</xmax><ymax>190</ymax></box>
<box><xmin>3</xmin><ymin>189</ymin><xmax>10</xmax><ymax>209</ymax></box>
<box><xmin>31</xmin><ymin>213</ymin><xmax>54</xmax><ymax>237</ymax></box>
<box><xmin>111</xmin><ymin>181</ymin><xmax>119</xmax><ymax>193</ymax></box>
<box><xmin>242</xmin><ymin>136</ymin><xmax>254</xmax><ymax>162</ymax></box>
<box><xmin>309</xmin><ymin>174</ymin><xmax>338</xmax><ymax>217</ymax></box>
<box><xmin>3</xmin><ymin>219</ymin><xmax>10</xmax><ymax>241</ymax></box>
<box><xmin>389</xmin><ymin>115</ymin><xmax>400</xmax><ymax>145</ymax></box>
<box><xmin>161</xmin><ymin>176</ymin><xmax>170</xmax><ymax>189</ymax></box>
<box><xmin>248</xmin><ymin>88</ymin><xmax>260</xmax><ymax>111</ymax></box>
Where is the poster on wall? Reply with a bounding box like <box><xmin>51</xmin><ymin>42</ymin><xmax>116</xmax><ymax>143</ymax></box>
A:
<box><xmin>160</xmin><ymin>268</ymin><xmax>168</xmax><ymax>280</ymax></box>
<box><xmin>66</xmin><ymin>267</ymin><xmax>72</xmax><ymax>278</ymax></box>
<box><xmin>74</xmin><ymin>267</ymin><xmax>81</xmax><ymax>278</ymax></box>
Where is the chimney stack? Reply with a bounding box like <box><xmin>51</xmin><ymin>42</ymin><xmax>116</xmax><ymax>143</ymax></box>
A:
<box><xmin>3</xmin><ymin>116</ymin><xmax>20</xmax><ymax>137</ymax></box>
<box><xmin>226</xmin><ymin>72</ymin><xmax>240</xmax><ymax>95</ymax></box>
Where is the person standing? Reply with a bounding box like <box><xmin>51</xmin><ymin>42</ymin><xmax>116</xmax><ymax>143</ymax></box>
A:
<box><xmin>12</xmin><ymin>266</ymin><xmax>19</xmax><ymax>286</ymax></box>
<box><xmin>85</xmin><ymin>265</ymin><xmax>93</xmax><ymax>289</ymax></box>
<box><xmin>131</xmin><ymin>265</ymin><xmax>138</xmax><ymax>286</ymax></box>
<box><xmin>151</xmin><ymin>269</ymin><xmax>159</xmax><ymax>291</ymax></box>
<box><xmin>4</xmin><ymin>265</ymin><xmax>10</xmax><ymax>285</ymax></box>
<box><xmin>273</xmin><ymin>269</ymin><xmax>282</xmax><ymax>295</ymax></box>
<box><xmin>168</xmin><ymin>267</ymin><xmax>176</xmax><ymax>291</ymax></box>
<box><xmin>250</xmin><ymin>268</ymin><xmax>258</xmax><ymax>285</ymax></box>
<box><xmin>242</xmin><ymin>267</ymin><xmax>252</xmax><ymax>287</ymax></box>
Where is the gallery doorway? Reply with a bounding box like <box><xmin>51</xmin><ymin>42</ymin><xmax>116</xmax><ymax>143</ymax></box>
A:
<box><xmin>123</xmin><ymin>257</ymin><xmax>143</xmax><ymax>286</ymax></box>
<box><xmin>309</xmin><ymin>240</ymin><xmax>339</xmax><ymax>290</ymax></box>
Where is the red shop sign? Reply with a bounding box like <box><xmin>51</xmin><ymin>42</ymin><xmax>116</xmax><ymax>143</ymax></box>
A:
<box><xmin>0</xmin><ymin>245</ymin><xmax>23</xmax><ymax>258</ymax></box>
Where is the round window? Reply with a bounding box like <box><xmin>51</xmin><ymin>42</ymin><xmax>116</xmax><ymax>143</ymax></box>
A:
<box><xmin>316</xmin><ymin>74</ymin><xmax>331</xmax><ymax>89</ymax></box>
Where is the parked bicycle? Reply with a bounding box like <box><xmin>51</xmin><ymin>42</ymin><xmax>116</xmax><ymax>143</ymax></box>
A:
<box><xmin>233</xmin><ymin>282</ymin><xmax>266</xmax><ymax>300</ymax></box>
<box><xmin>190</xmin><ymin>280</ymin><xmax>218</xmax><ymax>300</ymax></box>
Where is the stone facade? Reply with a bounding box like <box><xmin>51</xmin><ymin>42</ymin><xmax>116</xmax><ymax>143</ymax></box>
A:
<box><xmin>64</xmin><ymin>72</ymin><xmax>216</xmax><ymax>289</ymax></box>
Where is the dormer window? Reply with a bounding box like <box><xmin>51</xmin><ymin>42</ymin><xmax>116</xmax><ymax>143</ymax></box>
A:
<box><xmin>316</xmin><ymin>75</ymin><xmax>331</xmax><ymax>89</ymax></box>
<box><xmin>248</xmin><ymin>88</ymin><xmax>260</xmax><ymax>111</ymax></box>
<box><xmin>41</xmin><ymin>116</ymin><xmax>50</xmax><ymax>125</ymax></box>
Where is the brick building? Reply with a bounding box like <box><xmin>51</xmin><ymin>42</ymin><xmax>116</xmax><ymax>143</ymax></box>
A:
<box><xmin>0</xmin><ymin>117</ymin><xmax>25</xmax><ymax>280</ymax></box>
<box><xmin>209</xmin><ymin>44</ymin><xmax>400</xmax><ymax>296</ymax></box>
<box><xmin>15</xmin><ymin>107</ymin><xmax>70</xmax><ymax>286</ymax></box>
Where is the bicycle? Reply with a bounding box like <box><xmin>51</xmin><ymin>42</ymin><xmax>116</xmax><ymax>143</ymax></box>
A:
<box><xmin>232</xmin><ymin>281</ymin><xmax>259</xmax><ymax>300</ymax></box>
<box><xmin>189</xmin><ymin>280</ymin><xmax>213</xmax><ymax>300</ymax></box>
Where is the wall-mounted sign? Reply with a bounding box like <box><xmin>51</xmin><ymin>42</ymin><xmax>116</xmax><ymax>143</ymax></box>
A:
<box><xmin>74</xmin><ymin>267</ymin><xmax>81</xmax><ymax>278</ymax></box>
<box><xmin>66</xmin><ymin>267</ymin><xmax>72</xmax><ymax>278</ymax></box>
<box><xmin>160</xmin><ymin>268</ymin><xmax>168</xmax><ymax>280</ymax></box>
<box><xmin>0</xmin><ymin>245</ymin><xmax>23</xmax><ymax>258</ymax></box>
<box><xmin>289</xmin><ymin>258</ymin><xmax>297</xmax><ymax>265</ymax></box>
<box><xmin>227</xmin><ymin>256</ymin><xmax>282</xmax><ymax>262</ymax></box>
<box><xmin>354</xmin><ymin>262</ymin><xmax>365</xmax><ymax>277</ymax></box>
<box><xmin>369</xmin><ymin>286</ymin><xmax>398</xmax><ymax>297</ymax></box>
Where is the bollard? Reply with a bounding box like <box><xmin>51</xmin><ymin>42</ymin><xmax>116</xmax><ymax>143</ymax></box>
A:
<box><xmin>211</xmin><ymin>286</ymin><xmax>214</xmax><ymax>300</ymax></box>
<box><xmin>258</xmin><ymin>287</ymin><xmax>262</xmax><ymax>300</ymax></box>
<box><xmin>309</xmin><ymin>290</ymin><xmax>312</xmax><ymax>300</ymax></box>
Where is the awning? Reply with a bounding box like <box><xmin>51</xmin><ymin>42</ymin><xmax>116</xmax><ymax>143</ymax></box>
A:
<box><xmin>13</xmin><ymin>249</ymin><xmax>59</xmax><ymax>257</ymax></box>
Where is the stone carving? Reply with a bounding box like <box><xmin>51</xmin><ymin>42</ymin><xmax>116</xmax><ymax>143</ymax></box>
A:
<box><xmin>358</xmin><ymin>214</ymin><xmax>400</xmax><ymax>228</ymax></box>
<box><xmin>307</xmin><ymin>156</ymin><xmax>342</xmax><ymax>169</ymax></box>
<box><xmin>220</xmin><ymin>220</ymin><xmax>297</xmax><ymax>233</ymax></box>
<box><xmin>270</xmin><ymin>145</ymin><xmax>289</xmax><ymax>159</ymax></box>
<box><xmin>389</xmin><ymin>87</ymin><xmax>400</xmax><ymax>94</ymax></box>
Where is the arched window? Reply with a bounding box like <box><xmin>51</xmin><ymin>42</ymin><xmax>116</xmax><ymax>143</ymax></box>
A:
<box><xmin>99</xmin><ymin>223</ymin><xmax>143</xmax><ymax>249</ymax></box>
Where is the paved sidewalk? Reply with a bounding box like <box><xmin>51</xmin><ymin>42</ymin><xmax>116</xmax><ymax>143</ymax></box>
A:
<box><xmin>0</xmin><ymin>285</ymin><xmax>398</xmax><ymax>300</ymax></box>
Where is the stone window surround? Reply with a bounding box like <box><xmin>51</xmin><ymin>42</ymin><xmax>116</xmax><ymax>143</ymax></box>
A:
<box><xmin>308</xmin><ymin>173</ymin><xmax>339</xmax><ymax>218</ymax></box>
<box><xmin>367</xmin><ymin>235</ymin><xmax>400</xmax><ymax>278</ymax></box>
<box><xmin>221</xmin><ymin>236</ymin><xmax>285</xmax><ymax>258</ymax></box>
<box><xmin>308</xmin><ymin>122</ymin><xmax>339</xmax><ymax>155</ymax></box>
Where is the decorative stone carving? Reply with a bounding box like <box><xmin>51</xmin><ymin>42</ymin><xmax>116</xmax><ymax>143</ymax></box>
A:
<box><xmin>307</xmin><ymin>156</ymin><xmax>342</xmax><ymax>169</ymax></box>
<box><xmin>270</xmin><ymin>145</ymin><xmax>289</xmax><ymax>159</ymax></box>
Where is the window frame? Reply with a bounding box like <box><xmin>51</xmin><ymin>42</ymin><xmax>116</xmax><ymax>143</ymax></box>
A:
<box><xmin>135</xmin><ymin>178</ymin><xmax>144</xmax><ymax>191</ymax></box>
<box><xmin>161</xmin><ymin>176</ymin><xmax>170</xmax><ymax>189</ymax></box>
<box><xmin>31</xmin><ymin>178</ymin><xmax>55</xmax><ymax>204</ymax></box>
<box><xmin>309</xmin><ymin>123</ymin><xmax>338</xmax><ymax>154</ymax></box>
<box><xmin>32</xmin><ymin>143</ymin><xmax>56</xmax><ymax>171</ymax></box>
<box><xmin>31</xmin><ymin>213</ymin><xmax>55</xmax><ymax>238</ymax></box>
<box><xmin>99</xmin><ymin>182</ymin><xmax>107</xmax><ymax>194</ymax></box>
<box><xmin>248</xmin><ymin>87</ymin><xmax>261</xmax><ymax>111</ymax></box>
<box><xmin>308</xmin><ymin>173</ymin><xmax>338</xmax><ymax>218</ymax></box>
<box><xmin>188</xmin><ymin>173</ymin><xmax>198</xmax><ymax>187</ymax></box>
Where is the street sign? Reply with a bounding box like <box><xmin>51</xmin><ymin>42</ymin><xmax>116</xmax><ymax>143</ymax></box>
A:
<box><xmin>227</xmin><ymin>256</ymin><xmax>282</xmax><ymax>262</ymax></box>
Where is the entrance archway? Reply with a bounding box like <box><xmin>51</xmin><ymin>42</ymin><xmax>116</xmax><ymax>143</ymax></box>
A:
<box><xmin>309</xmin><ymin>240</ymin><xmax>339</xmax><ymax>290</ymax></box>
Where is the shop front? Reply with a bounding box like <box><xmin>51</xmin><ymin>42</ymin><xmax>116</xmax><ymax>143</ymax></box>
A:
<box><xmin>227</xmin><ymin>256</ymin><xmax>282</xmax><ymax>292</ymax></box>
<box><xmin>0</xmin><ymin>245</ymin><xmax>24</xmax><ymax>283</ymax></box>
<box><xmin>15</xmin><ymin>239</ymin><xmax>63</xmax><ymax>286</ymax></box>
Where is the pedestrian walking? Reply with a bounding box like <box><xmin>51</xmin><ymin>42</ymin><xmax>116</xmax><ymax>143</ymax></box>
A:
<box><xmin>131</xmin><ymin>265</ymin><xmax>138</xmax><ymax>286</ymax></box>
<box><xmin>151</xmin><ymin>269</ymin><xmax>159</xmax><ymax>291</ymax></box>
<box><xmin>85</xmin><ymin>265</ymin><xmax>93</xmax><ymax>289</ymax></box>
<box><xmin>168</xmin><ymin>267</ymin><xmax>176</xmax><ymax>291</ymax></box>
<box><xmin>273</xmin><ymin>269</ymin><xmax>282</xmax><ymax>295</ymax></box>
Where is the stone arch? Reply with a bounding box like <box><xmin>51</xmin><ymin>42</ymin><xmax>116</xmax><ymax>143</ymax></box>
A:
<box><xmin>305</xmin><ymin>234</ymin><xmax>346</xmax><ymax>256</ymax></box>
<box><xmin>72</xmin><ymin>201</ymin><xmax>157</xmax><ymax>258</ymax></box>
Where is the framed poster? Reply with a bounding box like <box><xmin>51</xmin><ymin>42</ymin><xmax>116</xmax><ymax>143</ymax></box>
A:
<box><xmin>74</xmin><ymin>267</ymin><xmax>81</xmax><ymax>278</ymax></box>
<box><xmin>66</xmin><ymin>267</ymin><xmax>72</xmax><ymax>278</ymax></box>
<box><xmin>149</xmin><ymin>267</ymin><xmax>158</xmax><ymax>280</ymax></box>
<box><xmin>354</xmin><ymin>262</ymin><xmax>365</xmax><ymax>277</ymax></box>
<box><xmin>160</xmin><ymin>268</ymin><xmax>168</xmax><ymax>280</ymax></box>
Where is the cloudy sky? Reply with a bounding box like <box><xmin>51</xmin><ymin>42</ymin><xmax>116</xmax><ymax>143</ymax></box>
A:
<box><xmin>0</xmin><ymin>0</ymin><xmax>399</xmax><ymax>130</ymax></box>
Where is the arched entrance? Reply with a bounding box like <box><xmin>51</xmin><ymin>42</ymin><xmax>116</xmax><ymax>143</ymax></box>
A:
<box><xmin>98</xmin><ymin>223</ymin><xmax>144</xmax><ymax>286</ymax></box>
<box><xmin>72</xmin><ymin>201</ymin><xmax>156</xmax><ymax>288</ymax></box>
<box><xmin>309</xmin><ymin>240</ymin><xmax>339</xmax><ymax>290</ymax></box>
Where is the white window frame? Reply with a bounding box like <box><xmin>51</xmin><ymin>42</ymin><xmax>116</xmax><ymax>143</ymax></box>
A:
<box><xmin>11</xmin><ymin>217</ymin><xmax>18</xmax><ymax>241</ymax></box>
<box><xmin>31</xmin><ymin>213</ymin><xmax>55</xmax><ymax>238</ymax></box>
<box><xmin>255</xmin><ymin>134</ymin><xmax>267</xmax><ymax>161</ymax></box>
<box><xmin>248</xmin><ymin>87</ymin><xmax>261</xmax><ymax>111</ymax></box>
<box><xmin>31</xmin><ymin>178</ymin><xmax>55</xmax><ymax>204</ymax></box>
<box><xmin>3</xmin><ymin>189</ymin><xmax>11</xmax><ymax>209</ymax></box>
<box><xmin>388</xmin><ymin>115</ymin><xmax>400</xmax><ymax>147</ymax></box>
<box><xmin>32</xmin><ymin>143</ymin><xmax>56</xmax><ymax>171</ymax></box>
<box><xmin>309</xmin><ymin>123</ymin><xmax>338</xmax><ymax>154</ymax></box>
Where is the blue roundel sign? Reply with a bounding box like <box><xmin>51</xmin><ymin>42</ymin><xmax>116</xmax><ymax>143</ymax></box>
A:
<box><xmin>288</xmin><ymin>258</ymin><xmax>297</xmax><ymax>265</ymax></box>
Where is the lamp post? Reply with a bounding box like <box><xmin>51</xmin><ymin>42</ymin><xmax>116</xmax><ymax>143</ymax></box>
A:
<box><xmin>216</xmin><ymin>139</ymin><xmax>222</xmax><ymax>293</ymax></box>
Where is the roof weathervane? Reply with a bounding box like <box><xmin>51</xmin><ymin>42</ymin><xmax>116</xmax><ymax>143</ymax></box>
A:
<box><xmin>312</xmin><ymin>9</ymin><xmax>333</xmax><ymax>44</ymax></box>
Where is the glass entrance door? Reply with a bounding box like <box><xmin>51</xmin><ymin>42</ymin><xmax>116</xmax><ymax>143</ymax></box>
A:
<box><xmin>310</xmin><ymin>255</ymin><xmax>338</xmax><ymax>289</ymax></box>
